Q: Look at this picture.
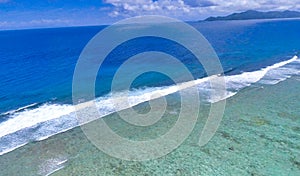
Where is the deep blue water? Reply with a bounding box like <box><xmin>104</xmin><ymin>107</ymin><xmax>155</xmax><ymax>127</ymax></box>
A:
<box><xmin>0</xmin><ymin>19</ymin><xmax>300</xmax><ymax>114</ymax></box>
<box><xmin>0</xmin><ymin>19</ymin><xmax>300</xmax><ymax>156</ymax></box>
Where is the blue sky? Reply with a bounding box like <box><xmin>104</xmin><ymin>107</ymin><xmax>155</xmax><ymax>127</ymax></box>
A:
<box><xmin>1</xmin><ymin>0</ymin><xmax>300</xmax><ymax>30</ymax></box>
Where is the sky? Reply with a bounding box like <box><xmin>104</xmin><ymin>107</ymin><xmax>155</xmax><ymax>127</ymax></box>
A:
<box><xmin>1</xmin><ymin>0</ymin><xmax>300</xmax><ymax>30</ymax></box>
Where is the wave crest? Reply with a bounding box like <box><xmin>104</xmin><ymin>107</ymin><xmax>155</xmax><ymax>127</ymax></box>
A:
<box><xmin>0</xmin><ymin>55</ymin><xmax>299</xmax><ymax>155</ymax></box>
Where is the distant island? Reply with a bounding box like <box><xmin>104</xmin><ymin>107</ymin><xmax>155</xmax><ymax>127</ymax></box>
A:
<box><xmin>204</xmin><ymin>10</ymin><xmax>300</xmax><ymax>21</ymax></box>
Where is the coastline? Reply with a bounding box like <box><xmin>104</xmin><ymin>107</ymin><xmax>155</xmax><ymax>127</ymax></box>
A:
<box><xmin>0</xmin><ymin>56</ymin><xmax>298</xmax><ymax>157</ymax></box>
<box><xmin>0</xmin><ymin>75</ymin><xmax>299</xmax><ymax>175</ymax></box>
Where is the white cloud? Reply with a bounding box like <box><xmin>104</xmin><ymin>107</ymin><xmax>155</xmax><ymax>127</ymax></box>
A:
<box><xmin>2</xmin><ymin>0</ymin><xmax>300</xmax><ymax>30</ymax></box>
<box><xmin>0</xmin><ymin>0</ymin><xmax>9</xmax><ymax>3</ymax></box>
<box><xmin>0</xmin><ymin>21</ymin><xmax>8</xmax><ymax>26</ymax></box>
<box><xmin>27</xmin><ymin>19</ymin><xmax>71</xmax><ymax>25</ymax></box>
<box><xmin>104</xmin><ymin>0</ymin><xmax>300</xmax><ymax>20</ymax></box>
<box><xmin>209</xmin><ymin>0</ymin><xmax>300</xmax><ymax>11</ymax></box>
<box><xmin>105</xmin><ymin>0</ymin><xmax>200</xmax><ymax>19</ymax></box>
<box><xmin>0</xmin><ymin>19</ymin><xmax>72</xmax><ymax>30</ymax></box>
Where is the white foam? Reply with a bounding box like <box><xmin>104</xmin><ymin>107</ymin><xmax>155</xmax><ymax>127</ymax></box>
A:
<box><xmin>39</xmin><ymin>157</ymin><xmax>67</xmax><ymax>176</ymax></box>
<box><xmin>36</xmin><ymin>126</ymin><xmax>76</xmax><ymax>141</ymax></box>
<box><xmin>259</xmin><ymin>63</ymin><xmax>300</xmax><ymax>85</ymax></box>
<box><xmin>1</xmin><ymin>103</ymin><xmax>38</xmax><ymax>116</ymax></box>
<box><xmin>74</xmin><ymin>75</ymin><xmax>219</xmax><ymax>125</ymax></box>
<box><xmin>0</xmin><ymin>142</ymin><xmax>28</xmax><ymax>155</ymax></box>
<box><xmin>224</xmin><ymin>56</ymin><xmax>299</xmax><ymax>89</ymax></box>
<box><xmin>0</xmin><ymin>55</ymin><xmax>299</xmax><ymax>155</ymax></box>
<box><xmin>0</xmin><ymin>104</ymin><xmax>75</xmax><ymax>138</ymax></box>
<box><xmin>45</xmin><ymin>166</ymin><xmax>65</xmax><ymax>176</ymax></box>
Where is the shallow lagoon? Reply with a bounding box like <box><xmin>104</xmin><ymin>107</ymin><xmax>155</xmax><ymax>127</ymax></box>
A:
<box><xmin>0</xmin><ymin>75</ymin><xmax>299</xmax><ymax>175</ymax></box>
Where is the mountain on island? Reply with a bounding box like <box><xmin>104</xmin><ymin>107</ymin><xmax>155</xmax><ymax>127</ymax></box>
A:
<box><xmin>204</xmin><ymin>10</ymin><xmax>300</xmax><ymax>21</ymax></box>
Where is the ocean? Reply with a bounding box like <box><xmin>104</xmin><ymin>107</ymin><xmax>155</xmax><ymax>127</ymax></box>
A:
<box><xmin>0</xmin><ymin>18</ymin><xmax>300</xmax><ymax>175</ymax></box>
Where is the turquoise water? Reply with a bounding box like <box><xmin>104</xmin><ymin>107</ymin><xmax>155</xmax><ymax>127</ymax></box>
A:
<box><xmin>0</xmin><ymin>19</ymin><xmax>300</xmax><ymax>175</ymax></box>
<box><xmin>1</xmin><ymin>19</ymin><xmax>300</xmax><ymax>153</ymax></box>
<box><xmin>0</xmin><ymin>75</ymin><xmax>299</xmax><ymax>175</ymax></box>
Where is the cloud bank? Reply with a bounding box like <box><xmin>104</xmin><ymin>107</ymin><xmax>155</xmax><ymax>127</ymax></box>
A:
<box><xmin>104</xmin><ymin>0</ymin><xmax>300</xmax><ymax>20</ymax></box>
<box><xmin>1</xmin><ymin>0</ymin><xmax>300</xmax><ymax>30</ymax></box>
